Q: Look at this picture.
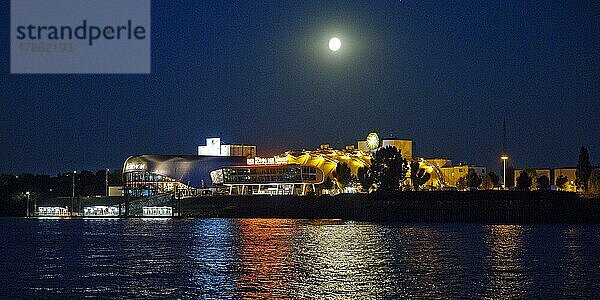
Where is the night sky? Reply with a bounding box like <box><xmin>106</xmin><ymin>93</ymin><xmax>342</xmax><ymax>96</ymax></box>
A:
<box><xmin>1</xmin><ymin>1</ymin><xmax>598</xmax><ymax>175</ymax></box>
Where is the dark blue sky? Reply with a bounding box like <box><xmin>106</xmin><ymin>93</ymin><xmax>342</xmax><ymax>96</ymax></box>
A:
<box><xmin>1</xmin><ymin>1</ymin><xmax>598</xmax><ymax>174</ymax></box>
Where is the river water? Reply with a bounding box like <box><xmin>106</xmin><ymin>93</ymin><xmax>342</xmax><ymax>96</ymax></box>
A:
<box><xmin>1</xmin><ymin>218</ymin><xmax>599</xmax><ymax>298</ymax></box>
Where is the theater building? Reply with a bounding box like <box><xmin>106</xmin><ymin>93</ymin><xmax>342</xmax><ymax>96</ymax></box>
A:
<box><xmin>121</xmin><ymin>134</ymin><xmax>491</xmax><ymax>197</ymax></box>
<box><xmin>211</xmin><ymin>164</ymin><xmax>324</xmax><ymax>195</ymax></box>
<box><xmin>122</xmin><ymin>154</ymin><xmax>247</xmax><ymax>197</ymax></box>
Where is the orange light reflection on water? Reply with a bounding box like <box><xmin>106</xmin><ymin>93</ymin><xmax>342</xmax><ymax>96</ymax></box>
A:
<box><xmin>235</xmin><ymin>219</ymin><xmax>296</xmax><ymax>299</ymax></box>
<box><xmin>484</xmin><ymin>225</ymin><xmax>530</xmax><ymax>299</ymax></box>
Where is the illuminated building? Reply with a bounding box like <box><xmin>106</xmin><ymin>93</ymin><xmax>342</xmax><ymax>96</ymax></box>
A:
<box><xmin>122</xmin><ymin>154</ymin><xmax>246</xmax><ymax>197</ymax></box>
<box><xmin>513</xmin><ymin>168</ymin><xmax>551</xmax><ymax>190</ymax></box>
<box><xmin>553</xmin><ymin>168</ymin><xmax>577</xmax><ymax>191</ymax></box>
<box><xmin>37</xmin><ymin>206</ymin><xmax>69</xmax><ymax>216</ymax></box>
<box><xmin>84</xmin><ymin>205</ymin><xmax>119</xmax><ymax>216</ymax></box>
<box><xmin>357</xmin><ymin>133</ymin><xmax>413</xmax><ymax>160</ymax></box>
<box><xmin>440</xmin><ymin>163</ymin><xmax>487</xmax><ymax>187</ymax></box>
<box><xmin>142</xmin><ymin>206</ymin><xmax>173</xmax><ymax>216</ymax></box>
<box><xmin>513</xmin><ymin>168</ymin><xmax>579</xmax><ymax>191</ymax></box>
<box><xmin>198</xmin><ymin>137</ymin><xmax>256</xmax><ymax>158</ymax></box>
<box><xmin>282</xmin><ymin>144</ymin><xmax>371</xmax><ymax>179</ymax></box>
<box><xmin>122</xmin><ymin>134</ymin><xmax>490</xmax><ymax>196</ymax></box>
<box><xmin>211</xmin><ymin>164</ymin><xmax>324</xmax><ymax>195</ymax></box>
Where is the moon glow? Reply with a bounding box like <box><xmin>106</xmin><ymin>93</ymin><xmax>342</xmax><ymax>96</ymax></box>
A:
<box><xmin>329</xmin><ymin>37</ymin><xmax>341</xmax><ymax>51</ymax></box>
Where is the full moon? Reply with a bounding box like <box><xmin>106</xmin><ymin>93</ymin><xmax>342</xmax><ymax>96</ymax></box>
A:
<box><xmin>328</xmin><ymin>37</ymin><xmax>341</xmax><ymax>51</ymax></box>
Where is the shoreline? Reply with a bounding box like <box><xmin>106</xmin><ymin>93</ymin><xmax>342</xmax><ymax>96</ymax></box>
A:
<box><xmin>179</xmin><ymin>191</ymin><xmax>600</xmax><ymax>223</ymax></box>
<box><xmin>4</xmin><ymin>191</ymin><xmax>599</xmax><ymax>223</ymax></box>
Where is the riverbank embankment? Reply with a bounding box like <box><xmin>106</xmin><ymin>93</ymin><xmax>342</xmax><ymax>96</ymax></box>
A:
<box><xmin>180</xmin><ymin>191</ymin><xmax>600</xmax><ymax>223</ymax></box>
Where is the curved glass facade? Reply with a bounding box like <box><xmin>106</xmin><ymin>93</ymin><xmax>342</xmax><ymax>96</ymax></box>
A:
<box><xmin>211</xmin><ymin>165</ymin><xmax>324</xmax><ymax>195</ymax></box>
<box><xmin>123</xmin><ymin>155</ymin><xmax>247</xmax><ymax>197</ymax></box>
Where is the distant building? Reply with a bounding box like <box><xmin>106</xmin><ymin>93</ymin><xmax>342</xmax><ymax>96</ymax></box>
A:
<box><xmin>514</xmin><ymin>168</ymin><xmax>550</xmax><ymax>188</ymax></box>
<box><xmin>84</xmin><ymin>205</ymin><xmax>119</xmax><ymax>216</ymax></box>
<box><xmin>514</xmin><ymin>168</ymin><xmax>576</xmax><ymax>191</ymax></box>
<box><xmin>108</xmin><ymin>186</ymin><xmax>123</xmax><ymax>197</ymax></box>
<box><xmin>553</xmin><ymin>168</ymin><xmax>577</xmax><ymax>191</ymax></box>
<box><xmin>37</xmin><ymin>206</ymin><xmax>69</xmax><ymax>216</ymax></box>
<box><xmin>143</xmin><ymin>206</ymin><xmax>172</xmax><ymax>217</ymax></box>
<box><xmin>440</xmin><ymin>163</ymin><xmax>487</xmax><ymax>187</ymax></box>
<box><xmin>198</xmin><ymin>137</ymin><xmax>256</xmax><ymax>158</ymax></box>
<box><xmin>357</xmin><ymin>135</ymin><xmax>413</xmax><ymax>160</ymax></box>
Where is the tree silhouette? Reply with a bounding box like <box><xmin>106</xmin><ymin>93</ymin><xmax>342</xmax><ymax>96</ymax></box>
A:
<box><xmin>555</xmin><ymin>175</ymin><xmax>568</xmax><ymax>191</ymax></box>
<box><xmin>524</xmin><ymin>168</ymin><xmax>538</xmax><ymax>190</ymax></box>
<box><xmin>409</xmin><ymin>161</ymin><xmax>431</xmax><ymax>191</ymax></box>
<box><xmin>368</xmin><ymin>146</ymin><xmax>408</xmax><ymax>192</ymax></box>
<box><xmin>357</xmin><ymin>167</ymin><xmax>371</xmax><ymax>192</ymax></box>
<box><xmin>456</xmin><ymin>177</ymin><xmax>467</xmax><ymax>190</ymax></box>
<box><xmin>480</xmin><ymin>174</ymin><xmax>494</xmax><ymax>190</ymax></box>
<box><xmin>506</xmin><ymin>166</ymin><xmax>515</xmax><ymax>187</ymax></box>
<box><xmin>487</xmin><ymin>172</ymin><xmax>500</xmax><ymax>187</ymax></box>
<box><xmin>588</xmin><ymin>169</ymin><xmax>600</xmax><ymax>194</ymax></box>
<box><xmin>319</xmin><ymin>177</ymin><xmax>335</xmax><ymax>191</ymax></box>
<box><xmin>536</xmin><ymin>175</ymin><xmax>550</xmax><ymax>191</ymax></box>
<box><xmin>333</xmin><ymin>163</ymin><xmax>355</xmax><ymax>190</ymax></box>
<box><xmin>466</xmin><ymin>169</ymin><xmax>482</xmax><ymax>189</ymax></box>
<box><xmin>576</xmin><ymin>147</ymin><xmax>592</xmax><ymax>191</ymax></box>
<box><xmin>516</xmin><ymin>171</ymin><xmax>532</xmax><ymax>190</ymax></box>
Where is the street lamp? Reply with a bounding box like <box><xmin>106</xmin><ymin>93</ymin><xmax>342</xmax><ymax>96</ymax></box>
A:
<box><xmin>501</xmin><ymin>155</ymin><xmax>509</xmax><ymax>189</ymax></box>
<box><xmin>25</xmin><ymin>191</ymin><xmax>30</xmax><ymax>217</ymax></box>
<box><xmin>105</xmin><ymin>168</ymin><xmax>109</xmax><ymax>197</ymax></box>
<box><xmin>72</xmin><ymin>170</ymin><xmax>76</xmax><ymax>216</ymax></box>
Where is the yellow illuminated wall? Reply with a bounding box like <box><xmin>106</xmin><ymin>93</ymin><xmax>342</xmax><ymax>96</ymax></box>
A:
<box><xmin>553</xmin><ymin>168</ymin><xmax>576</xmax><ymax>191</ymax></box>
<box><xmin>281</xmin><ymin>148</ymin><xmax>448</xmax><ymax>188</ymax></box>
<box><xmin>513</xmin><ymin>169</ymin><xmax>551</xmax><ymax>189</ymax></box>
<box><xmin>282</xmin><ymin>149</ymin><xmax>371</xmax><ymax>179</ymax></box>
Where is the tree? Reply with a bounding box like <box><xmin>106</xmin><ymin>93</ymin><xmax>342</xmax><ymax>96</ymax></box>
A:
<box><xmin>456</xmin><ymin>177</ymin><xmax>467</xmax><ymax>190</ymax></box>
<box><xmin>588</xmin><ymin>169</ymin><xmax>600</xmax><ymax>194</ymax></box>
<box><xmin>319</xmin><ymin>177</ymin><xmax>335</xmax><ymax>192</ymax></box>
<box><xmin>466</xmin><ymin>169</ymin><xmax>482</xmax><ymax>189</ymax></box>
<box><xmin>505</xmin><ymin>166</ymin><xmax>515</xmax><ymax>188</ymax></box>
<box><xmin>368</xmin><ymin>146</ymin><xmax>408</xmax><ymax>192</ymax></box>
<box><xmin>109</xmin><ymin>169</ymin><xmax>123</xmax><ymax>185</ymax></box>
<box><xmin>409</xmin><ymin>161</ymin><xmax>430</xmax><ymax>191</ymax></box>
<box><xmin>536</xmin><ymin>175</ymin><xmax>550</xmax><ymax>191</ymax></box>
<box><xmin>555</xmin><ymin>175</ymin><xmax>568</xmax><ymax>191</ymax></box>
<box><xmin>357</xmin><ymin>167</ymin><xmax>372</xmax><ymax>193</ymax></box>
<box><xmin>333</xmin><ymin>163</ymin><xmax>355</xmax><ymax>190</ymax></box>
<box><xmin>480</xmin><ymin>174</ymin><xmax>494</xmax><ymax>190</ymax></box>
<box><xmin>516</xmin><ymin>171</ymin><xmax>532</xmax><ymax>190</ymax></box>
<box><xmin>576</xmin><ymin>147</ymin><xmax>592</xmax><ymax>191</ymax></box>
<box><xmin>409</xmin><ymin>161</ymin><xmax>420</xmax><ymax>190</ymax></box>
<box><xmin>524</xmin><ymin>168</ymin><xmax>538</xmax><ymax>190</ymax></box>
<box><xmin>488</xmin><ymin>172</ymin><xmax>500</xmax><ymax>187</ymax></box>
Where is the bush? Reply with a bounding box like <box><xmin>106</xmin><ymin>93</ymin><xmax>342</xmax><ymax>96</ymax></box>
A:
<box><xmin>466</xmin><ymin>170</ymin><xmax>482</xmax><ymax>189</ymax></box>
<box><xmin>537</xmin><ymin>175</ymin><xmax>550</xmax><ymax>191</ymax></box>
<box><xmin>555</xmin><ymin>175</ymin><xmax>568</xmax><ymax>191</ymax></box>
<box><xmin>588</xmin><ymin>169</ymin><xmax>600</xmax><ymax>194</ymax></box>
<box><xmin>516</xmin><ymin>171</ymin><xmax>532</xmax><ymax>190</ymax></box>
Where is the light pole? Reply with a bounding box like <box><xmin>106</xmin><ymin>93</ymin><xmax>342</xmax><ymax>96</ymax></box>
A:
<box><xmin>105</xmin><ymin>168</ymin><xmax>109</xmax><ymax>197</ymax></box>
<box><xmin>72</xmin><ymin>170</ymin><xmax>76</xmax><ymax>216</ymax></box>
<box><xmin>26</xmin><ymin>191</ymin><xmax>30</xmax><ymax>217</ymax></box>
<box><xmin>501</xmin><ymin>155</ymin><xmax>509</xmax><ymax>189</ymax></box>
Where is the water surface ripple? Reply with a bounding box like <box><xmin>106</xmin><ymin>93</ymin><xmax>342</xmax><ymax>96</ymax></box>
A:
<box><xmin>1</xmin><ymin>218</ymin><xmax>599</xmax><ymax>298</ymax></box>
